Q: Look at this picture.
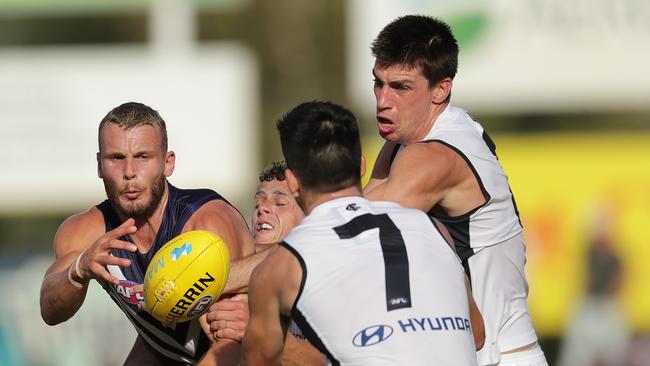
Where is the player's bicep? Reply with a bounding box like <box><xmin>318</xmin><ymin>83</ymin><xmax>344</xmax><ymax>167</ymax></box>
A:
<box><xmin>48</xmin><ymin>213</ymin><xmax>99</xmax><ymax>275</ymax></box>
<box><xmin>186</xmin><ymin>201</ymin><xmax>254</xmax><ymax>260</ymax></box>
<box><xmin>376</xmin><ymin>144</ymin><xmax>454</xmax><ymax>211</ymax></box>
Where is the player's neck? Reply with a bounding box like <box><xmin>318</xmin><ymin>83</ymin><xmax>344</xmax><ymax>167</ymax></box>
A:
<box><xmin>406</xmin><ymin>101</ymin><xmax>449</xmax><ymax>145</ymax></box>
<box><xmin>302</xmin><ymin>185</ymin><xmax>362</xmax><ymax>215</ymax></box>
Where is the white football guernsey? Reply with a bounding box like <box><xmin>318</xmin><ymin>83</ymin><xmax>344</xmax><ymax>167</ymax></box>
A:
<box><xmin>413</xmin><ymin>104</ymin><xmax>522</xmax><ymax>258</ymax></box>
<box><xmin>281</xmin><ymin>197</ymin><xmax>477</xmax><ymax>366</ymax></box>
<box><xmin>391</xmin><ymin>105</ymin><xmax>542</xmax><ymax>365</ymax></box>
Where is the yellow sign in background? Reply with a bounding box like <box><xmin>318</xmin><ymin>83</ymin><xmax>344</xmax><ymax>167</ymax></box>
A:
<box><xmin>363</xmin><ymin>132</ymin><xmax>650</xmax><ymax>337</ymax></box>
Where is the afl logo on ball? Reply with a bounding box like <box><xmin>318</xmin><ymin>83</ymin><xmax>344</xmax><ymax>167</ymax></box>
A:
<box><xmin>115</xmin><ymin>280</ymin><xmax>144</xmax><ymax>304</ymax></box>
<box><xmin>187</xmin><ymin>295</ymin><xmax>213</xmax><ymax>317</ymax></box>
<box><xmin>352</xmin><ymin>324</ymin><xmax>394</xmax><ymax>347</ymax></box>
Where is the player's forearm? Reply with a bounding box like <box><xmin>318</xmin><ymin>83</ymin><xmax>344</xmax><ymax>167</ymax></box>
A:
<box><xmin>281</xmin><ymin>334</ymin><xmax>326</xmax><ymax>366</ymax></box>
<box><xmin>241</xmin><ymin>326</ymin><xmax>284</xmax><ymax>366</ymax></box>
<box><xmin>223</xmin><ymin>250</ymin><xmax>270</xmax><ymax>294</ymax></box>
<box><xmin>241</xmin><ymin>350</ymin><xmax>281</xmax><ymax>366</ymax></box>
<box><xmin>40</xmin><ymin>266</ymin><xmax>89</xmax><ymax>325</ymax></box>
<box><xmin>197</xmin><ymin>339</ymin><xmax>241</xmax><ymax>366</ymax></box>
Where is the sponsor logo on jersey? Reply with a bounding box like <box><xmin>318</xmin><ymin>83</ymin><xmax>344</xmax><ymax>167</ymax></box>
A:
<box><xmin>397</xmin><ymin>316</ymin><xmax>472</xmax><ymax>333</ymax></box>
<box><xmin>352</xmin><ymin>316</ymin><xmax>472</xmax><ymax>347</ymax></box>
<box><xmin>114</xmin><ymin>280</ymin><xmax>144</xmax><ymax>304</ymax></box>
<box><xmin>352</xmin><ymin>324</ymin><xmax>394</xmax><ymax>347</ymax></box>
<box><xmin>170</xmin><ymin>242</ymin><xmax>192</xmax><ymax>261</ymax></box>
<box><xmin>166</xmin><ymin>272</ymin><xmax>216</xmax><ymax>321</ymax></box>
<box><xmin>187</xmin><ymin>295</ymin><xmax>213</xmax><ymax>317</ymax></box>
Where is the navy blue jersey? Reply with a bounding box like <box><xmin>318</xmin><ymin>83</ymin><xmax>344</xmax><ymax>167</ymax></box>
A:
<box><xmin>97</xmin><ymin>182</ymin><xmax>235</xmax><ymax>364</ymax></box>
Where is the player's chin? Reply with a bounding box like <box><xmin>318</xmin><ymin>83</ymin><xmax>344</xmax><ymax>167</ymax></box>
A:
<box><xmin>254</xmin><ymin>232</ymin><xmax>280</xmax><ymax>245</ymax></box>
<box><xmin>378</xmin><ymin>131</ymin><xmax>398</xmax><ymax>141</ymax></box>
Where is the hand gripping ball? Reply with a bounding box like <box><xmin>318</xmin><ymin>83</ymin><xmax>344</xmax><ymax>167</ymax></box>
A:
<box><xmin>143</xmin><ymin>230</ymin><xmax>230</xmax><ymax>323</ymax></box>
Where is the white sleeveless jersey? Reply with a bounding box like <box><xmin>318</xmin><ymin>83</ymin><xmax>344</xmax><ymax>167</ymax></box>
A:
<box><xmin>405</xmin><ymin>105</ymin><xmax>522</xmax><ymax>257</ymax></box>
<box><xmin>282</xmin><ymin>197</ymin><xmax>477</xmax><ymax>366</ymax></box>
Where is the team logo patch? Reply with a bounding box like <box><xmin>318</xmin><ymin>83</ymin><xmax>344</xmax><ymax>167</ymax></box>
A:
<box><xmin>170</xmin><ymin>242</ymin><xmax>192</xmax><ymax>261</ymax></box>
<box><xmin>346</xmin><ymin>203</ymin><xmax>360</xmax><ymax>211</ymax></box>
<box><xmin>187</xmin><ymin>295</ymin><xmax>213</xmax><ymax>317</ymax></box>
<box><xmin>352</xmin><ymin>324</ymin><xmax>394</xmax><ymax>347</ymax></box>
<box><xmin>114</xmin><ymin>280</ymin><xmax>144</xmax><ymax>304</ymax></box>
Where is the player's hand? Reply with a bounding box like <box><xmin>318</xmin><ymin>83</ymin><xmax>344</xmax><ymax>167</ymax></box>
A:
<box><xmin>205</xmin><ymin>294</ymin><xmax>249</xmax><ymax>342</ymax></box>
<box><xmin>77</xmin><ymin>218</ymin><xmax>138</xmax><ymax>285</ymax></box>
<box><xmin>132</xmin><ymin>284</ymin><xmax>175</xmax><ymax>328</ymax></box>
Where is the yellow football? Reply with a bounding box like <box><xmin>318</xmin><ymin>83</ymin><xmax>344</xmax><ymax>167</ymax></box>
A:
<box><xmin>143</xmin><ymin>230</ymin><xmax>230</xmax><ymax>323</ymax></box>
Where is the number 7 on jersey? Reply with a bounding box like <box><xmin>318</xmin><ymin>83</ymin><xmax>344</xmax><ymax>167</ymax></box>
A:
<box><xmin>333</xmin><ymin>213</ymin><xmax>412</xmax><ymax>311</ymax></box>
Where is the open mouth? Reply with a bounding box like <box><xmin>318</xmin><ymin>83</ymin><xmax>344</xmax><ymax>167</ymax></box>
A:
<box><xmin>256</xmin><ymin>222</ymin><xmax>275</xmax><ymax>232</ymax></box>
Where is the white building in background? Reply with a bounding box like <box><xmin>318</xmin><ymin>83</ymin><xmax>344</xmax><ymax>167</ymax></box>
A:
<box><xmin>0</xmin><ymin>0</ymin><xmax>259</xmax><ymax>215</ymax></box>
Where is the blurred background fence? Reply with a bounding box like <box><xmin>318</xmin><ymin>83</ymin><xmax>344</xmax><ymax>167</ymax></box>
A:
<box><xmin>1</xmin><ymin>0</ymin><xmax>649</xmax><ymax>364</ymax></box>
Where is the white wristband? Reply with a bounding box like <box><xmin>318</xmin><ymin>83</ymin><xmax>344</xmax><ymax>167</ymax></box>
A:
<box><xmin>75</xmin><ymin>249</ymin><xmax>86</xmax><ymax>280</ymax></box>
<box><xmin>67</xmin><ymin>250</ymin><xmax>87</xmax><ymax>288</ymax></box>
<box><xmin>68</xmin><ymin>263</ymin><xmax>84</xmax><ymax>288</ymax></box>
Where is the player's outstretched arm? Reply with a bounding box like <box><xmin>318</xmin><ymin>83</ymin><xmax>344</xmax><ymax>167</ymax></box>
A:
<box><xmin>222</xmin><ymin>248</ymin><xmax>272</xmax><ymax>295</ymax></box>
<box><xmin>40</xmin><ymin>213</ymin><xmax>137</xmax><ymax>325</ymax></box>
<box><xmin>364</xmin><ymin>142</ymin><xmax>459</xmax><ymax>212</ymax></box>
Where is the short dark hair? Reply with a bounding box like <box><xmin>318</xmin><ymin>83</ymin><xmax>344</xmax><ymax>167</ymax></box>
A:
<box><xmin>372</xmin><ymin>15</ymin><xmax>458</xmax><ymax>89</ymax></box>
<box><xmin>276</xmin><ymin>101</ymin><xmax>361</xmax><ymax>193</ymax></box>
<box><xmin>98</xmin><ymin>102</ymin><xmax>168</xmax><ymax>152</ymax></box>
<box><xmin>259</xmin><ymin>161</ymin><xmax>287</xmax><ymax>182</ymax></box>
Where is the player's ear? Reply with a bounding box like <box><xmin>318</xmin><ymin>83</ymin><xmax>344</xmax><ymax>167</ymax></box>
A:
<box><xmin>96</xmin><ymin>152</ymin><xmax>103</xmax><ymax>179</ymax></box>
<box><xmin>360</xmin><ymin>155</ymin><xmax>367</xmax><ymax>179</ymax></box>
<box><xmin>285</xmin><ymin>168</ymin><xmax>300</xmax><ymax>197</ymax></box>
<box><xmin>164</xmin><ymin>151</ymin><xmax>176</xmax><ymax>177</ymax></box>
<box><xmin>432</xmin><ymin>77</ymin><xmax>452</xmax><ymax>104</ymax></box>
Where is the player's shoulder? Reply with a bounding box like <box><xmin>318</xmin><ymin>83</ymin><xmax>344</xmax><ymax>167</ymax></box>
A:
<box><xmin>387</xmin><ymin>143</ymin><xmax>461</xmax><ymax>189</ymax></box>
<box><xmin>187</xmin><ymin>199</ymin><xmax>246</xmax><ymax>228</ymax></box>
<box><xmin>251</xmin><ymin>244</ymin><xmax>299</xmax><ymax>288</ymax></box>
<box><xmin>57</xmin><ymin>206</ymin><xmax>104</xmax><ymax>235</ymax></box>
<box><xmin>54</xmin><ymin>207</ymin><xmax>105</xmax><ymax>254</ymax></box>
